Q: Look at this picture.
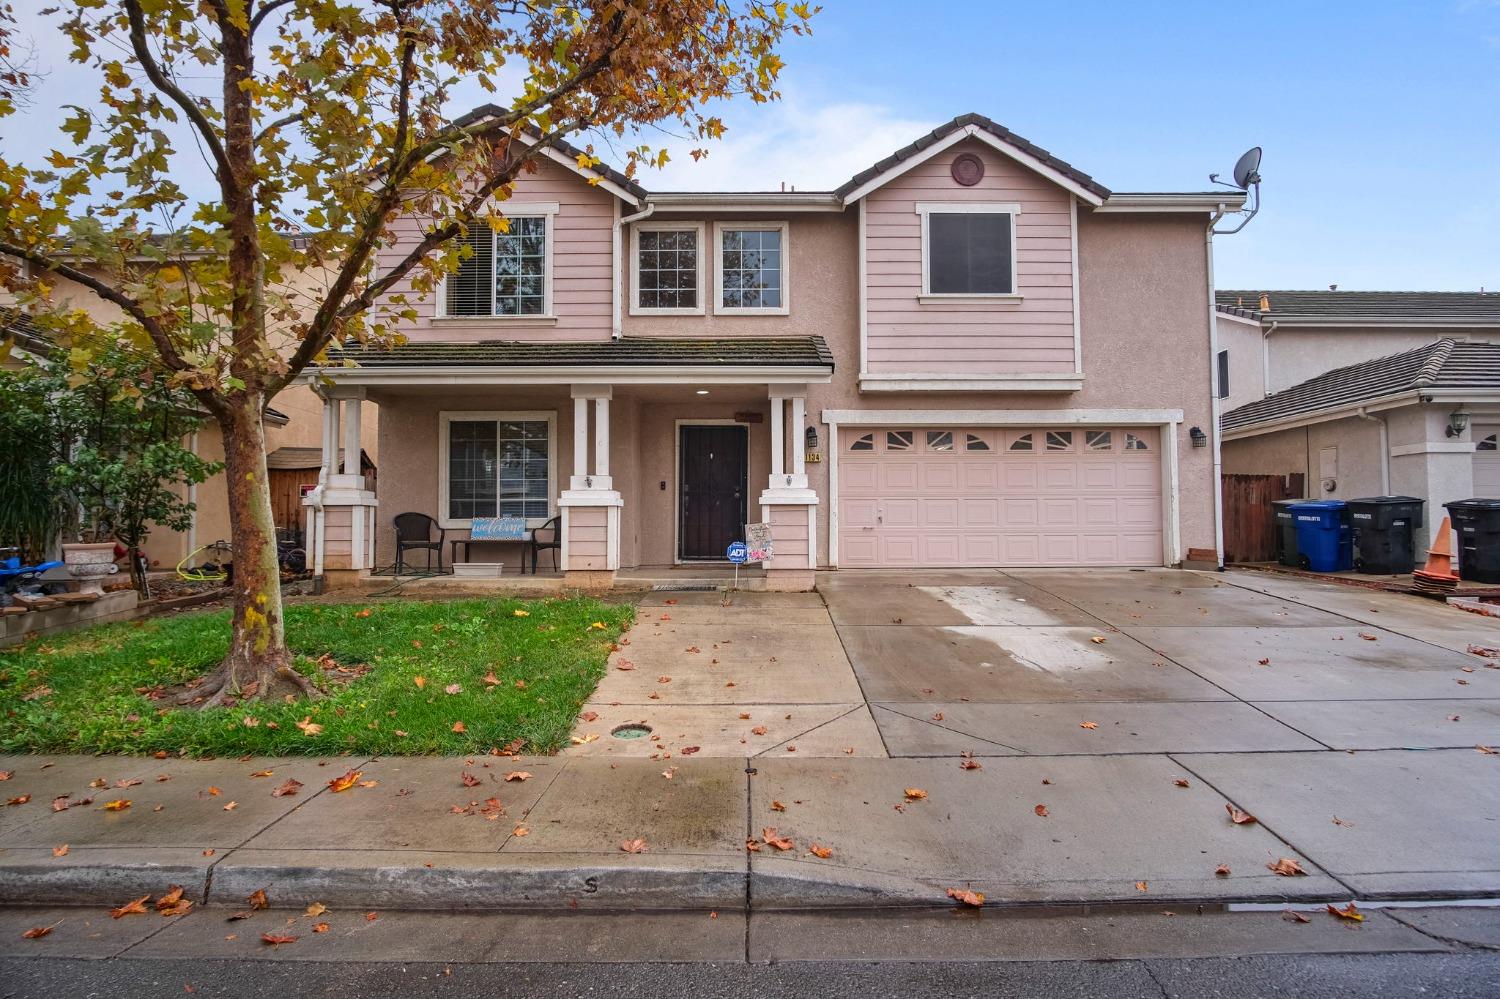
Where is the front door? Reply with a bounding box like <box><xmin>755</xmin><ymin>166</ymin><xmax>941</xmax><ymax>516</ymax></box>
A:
<box><xmin>679</xmin><ymin>424</ymin><xmax>748</xmax><ymax>560</ymax></box>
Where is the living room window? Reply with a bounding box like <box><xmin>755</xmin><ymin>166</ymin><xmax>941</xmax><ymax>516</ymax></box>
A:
<box><xmin>714</xmin><ymin>222</ymin><xmax>789</xmax><ymax>315</ymax></box>
<box><xmin>439</xmin><ymin>412</ymin><xmax>556</xmax><ymax>527</ymax></box>
<box><xmin>441</xmin><ymin>205</ymin><xmax>557</xmax><ymax>318</ymax></box>
<box><xmin>916</xmin><ymin>202</ymin><xmax>1019</xmax><ymax>300</ymax></box>
<box><xmin>633</xmin><ymin>223</ymin><xmax>704</xmax><ymax>314</ymax></box>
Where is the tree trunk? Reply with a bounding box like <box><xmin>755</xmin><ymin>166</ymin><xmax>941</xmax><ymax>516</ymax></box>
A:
<box><xmin>179</xmin><ymin>397</ymin><xmax>317</xmax><ymax>706</ymax></box>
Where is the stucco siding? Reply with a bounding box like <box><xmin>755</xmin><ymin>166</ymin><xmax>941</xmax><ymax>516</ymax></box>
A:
<box><xmin>1222</xmin><ymin>416</ymin><xmax>1384</xmax><ymax>500</ymax></box>
<box><xmin>1215</xmin><ymin>315</ymin><xmax>1266</xmax><ymax>412</ymax></box>
<box><xmin>862</xmin><ymin>138</ymin><xmax>1077</xmax><ymax>375</ymax></box>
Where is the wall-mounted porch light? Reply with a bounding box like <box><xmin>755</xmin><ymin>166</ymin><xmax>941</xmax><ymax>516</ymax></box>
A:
<box><xmin>1189</xmin><ymin>426</ymin><xmax>1208</xmax><ymax>448</ymax></box>
<box><xmin>805</xmin><ymin>426</ymin><xmax>819</xmax><ymax>451</ymax></box>
<box><xmin>1447</xmin><ymin>410</ymin><xmax>1470</xmax><ymax>439</ymax></box>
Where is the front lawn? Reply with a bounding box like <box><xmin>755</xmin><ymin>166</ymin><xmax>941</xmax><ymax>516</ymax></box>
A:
<box><xmin>0</xmin><ymin>596</ymin><xmax>633</xmax><ymax>757</ymax></box>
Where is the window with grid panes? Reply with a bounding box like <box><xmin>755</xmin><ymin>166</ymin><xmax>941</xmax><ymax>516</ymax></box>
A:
<box><xmin>446</xmin><ymin>418</ymin><xmax>551</xmax><ymax>522</ymax></box>
<box><xmin>720</xmin><ymin>228</ymin><xmax>783</xmax><ymax>309</ymax></box>
<box><xmin>637</xmin><ymin>228</ymin><xmax>698</xmax><ymax>309</ymax></box>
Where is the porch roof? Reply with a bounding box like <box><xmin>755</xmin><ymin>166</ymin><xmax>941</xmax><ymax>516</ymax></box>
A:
<box><xmin>311</xmin><ymin>336</ymin><xmax>835</xmax><ymax>387</ymax></box>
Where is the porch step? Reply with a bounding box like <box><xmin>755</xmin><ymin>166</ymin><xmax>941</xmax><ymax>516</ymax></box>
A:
<box><xmin>650</xmin><ymin>582</ymin><xmax>722</xmax><ymax>592</ymax></box>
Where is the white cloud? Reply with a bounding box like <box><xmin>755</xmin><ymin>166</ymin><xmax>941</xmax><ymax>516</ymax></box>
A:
<box><xmin>634</xmin><ymin>99</ymin><xmax>935</xmax><ymax>192</ymax></box>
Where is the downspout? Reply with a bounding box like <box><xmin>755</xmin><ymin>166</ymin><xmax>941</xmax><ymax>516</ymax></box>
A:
<box><xmin>1261</xmin><ymin>320</ymin><xmax>1277</xmax><ymax>396</ymax></box>
<box><xmin>1356</xmin><ymin>407</ymin><xmax>1391</xmax><ymax>494</ymax></box>
<box><xmin>1205</xmin><ymin>208</ymin><xmax>1228</xmax><ymax>570</ymax></box>
<box><xmin>611</xmin><ymin>201</ymin><xmax>655</xmax><ymax>340</ymax></box>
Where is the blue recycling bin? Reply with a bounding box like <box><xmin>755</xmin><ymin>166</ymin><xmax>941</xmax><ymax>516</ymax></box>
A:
<box><xmin>1289</xmin><ymin>500</ymin><xmax>1353</xmax><ymax>572</ymax></box>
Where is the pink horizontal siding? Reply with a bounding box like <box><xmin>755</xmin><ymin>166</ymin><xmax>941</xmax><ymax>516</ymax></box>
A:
<box><xmin>864</xmin><ymin>138</ymin><xmax>1077</xmax><ymax>375</ymax></box>
<box><xmin>565</xmin><ymin>506</ymin><xmax>610</xmax><ymax>570</ymax></box>
<box><xmin>375</xmin><ymin>156</ymin><xmax>617</xmax><ymax>344</ymax></box>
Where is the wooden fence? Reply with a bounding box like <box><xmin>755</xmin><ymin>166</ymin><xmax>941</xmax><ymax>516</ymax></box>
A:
<box><xmin>1222</xmin><ymin>472</ymin><xmax>1306</xmax><ymax>563</ymax></box>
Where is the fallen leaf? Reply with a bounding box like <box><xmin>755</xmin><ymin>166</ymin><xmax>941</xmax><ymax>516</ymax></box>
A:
<box><xmin>1226</xmin><ymin>804</ymin><xmax>1257</xmax><ymax>825</ymax></box>
<box><xmin>745</xmin><ymin>838</ymin><xmax>762</xmax><ymax>852</ymax></box>
<box><xmin>1332</xmin><ymin>815</ymin><xmax>1355</xmax><ymax>827</ymax></box>
<box><xmin>413</xmin><ymin>676</ymin><xmax>426</xmax><ymax>689</ymax></box>
<box><xmin>1214</xmin><ymin>864</ymin><xmax>1231</xmax><ymax>877</ymax></box>
<box><xmin>1258</xmin><ymin>658</ymin><xmax>1271</xmax><ymax>666</ymax></box>
<box><xmin>904</xmin><ymin>788</ymin><xmax>928</xmax><ymax>801</ymax></box>
<box><xmin>1174</xmin><ymin>779</ymin><xmax>1190</xmax><ymax>788</ymax></box>
<box><xmin>250</xmin><ymin>770</ymin><xmax>274</xmax><ymax>779</ymax></box>
<box><xmin>51</xmin><ymin>796</ymin><xmax>71</xmax><ymax>811</ymax></box>
<box><xmin>226</xmin><ymin>911</ymin><xmax>252</xmax><ymax>922</ymax></box>
<box><xmin>21</xmin><ymin>924</ymin><xmax>55</xmax><ymax>939</ymax></box>
<box><xmin>328</xmin><ymin>770</ymin><xmax>363</xmax><ymax>793</ymax></box>
<box><xmin>248</xmin><ymin>889</ymin><xmax>269</xmax><ymax>910</ymax></box>
<box><xmin>512</xmin><ymin>825</ymin><xmax>530</xmax><ymax>837</ymax></box>
<box><xmin>1327</xmin><ymin>901</ymin><xmax>1364</xmax><ymax>922</ymax></box>
<box><xmin>680</xmin><ymin>746</ymin><xmax>701</xmax><ymax>755</ymax></box>
<box><xmin>1478</xmin><ymin>745</ymin><xmax>1497</xmax><ymax>755</ymax></box>
<box><xmin>512</xmin><ymin>609</ymin><xmax>530</xmax><ymax>618</ymax></box>
<box><xmin>295</xmin><ymin>717</ymin><xmax>323</xmax><ymax>737</ymax></box>
<box><xmin>1034</xmin><ymin>804</ymin><xmax>1049</xmax><ymax>818</ymax></box>
<box><xmin>272</xmin><ymin>778</ymin><xmax>303</xmax><ymax>798</ymax></box>
<box><xmin>1090</xmin><ymin>636</ymin><xmax>1108</xmax><ymax>644</ymax></box>
<box><xmin>110</xmin><ymin>895</ymin><xmax>151</xmax><ymax>918</ymax></box>
<box><xmin>931</xmin><ymin>712</ymin><xmax>944</xmax><ymax>721</ymax></box>
<box><xmin>615</xmin><ymin>661</ymin><xmax>636</xmax><ymax>671</ymax></box>
<box><xmin>202</xmin><ymin>849</ymin><xmax>215</xmax><ymax>857</ymax></box>
<box><xmin>580</xmin><ymin>710</ymin><xmax>599</xmax><ymax>722</ymax></box>
<box><xmin>460</xmin><ymin>771</ymin><xmax>482</xmax><ymax>787</ymax></box>
<box><xmin>452</xmin><ymin>721</ymin><xmax>467</xmax><ymax>734</ymax></box>
<box><xmin>102</xmin><ymin>799</ymin><xmax>131</xmax><ymax>811</ymax></box>
<box><xmin>620</xmin><ymin>838</ymin><xmax>648</xmax><ymax>854</ymax></box>
<box><xmin>1357</xmin><ymin>633</ymin><xmax>1378</xmax><ymax>641</ymax></box>
<box><xmin>946</xmin><ymin>887</ymin><xmax>985</xmax><ymax>908</ymax></box>
<box><xmin>355</xmin><ymin>608</ymin><xmax>372</xmax><ymax>618</ymax></box>
<box><xmin>762</xmin><ymin>827</ymin><xmax>794</xmax><ymax>851</ymax></box>
<box><xmin>305</xmin><ymin>902</ymin><xmax>327</xmax><ymax>917</ymax></box>
<box><xmin>1267</xmin><ymin>857</ymin><xmax>1307</xmax><ymax>877</ymax></box>
<box><xmin>114</xmin><ymin>778</ymin><xmax>142</xmax><ymax>789</ymax></box>
<box><xmin>1135</xmin><ymin>881</ymin><xmax>1149</xmax><ymax>892</ymax></box>
<box><xmin>739</xmin><ymin>713</ymin><xmax>751</xmax><ymax>720</ymax></box>
<box><xmin>156</xmin><ymin>886</ymin><xmax>190</xmax><ymax>916</ymax></box>
<box><xmin>365</xmin><ymin>912</ymin><xmax>378</xmax><ymax>921</ymax></box>
<box><xmin>960</xmin><ymin>760</ymin><xmax>982</xmax><ymax>771</ymax></box>
<box><xmin>222</xmin><ymin>801</ymin><xmax>238</xmax><ymax>811</ymax></box>
<box><xmin>1079</xmin><ymin>721</ymin><xmax>1099</xmax><ymax>730</ymax></box>
<box><xmin>260</xmin><ymin>933</ymin><xmax>298</xmax><ymax>946</ymax></box>
<box><xmin>1282</xmin><ymin>909</ymin><xmax>1311</xmax><ymax>924</ymax></box>
<box><xmin>53</xmin><ymin>844</ymin><xmax>68</xmax><ymax>857</ymax></box>
<box><xmin>312</xmin><ymin>922</ymin><xmax>330</xmax><ymax>933</ymax></box>
<box><xmin>750</xmin><ymin>726</ymin><xmax>768</xmax><ymax>736</ymax></box>
<box><xmin>809</xmin><ymin>844</ymin><xmax>833</xmax><ymax>859</ymax></box>
<box><xmin>503</xmin><ymin>771</ymin><xmax>533</xmax><ymax>782</ymax></box>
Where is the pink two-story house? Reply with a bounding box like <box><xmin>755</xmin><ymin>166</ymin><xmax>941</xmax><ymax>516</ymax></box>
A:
<box><xmin>300</xmin><ymin>112</ymin><xmax>1245</xmax><ymax>590</ymax></box>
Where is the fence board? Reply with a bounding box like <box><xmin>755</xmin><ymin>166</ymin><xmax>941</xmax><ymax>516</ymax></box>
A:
<box><xmin>1223</xmin><ymin>472</ymin><xmax>1305</xmax><ymax>563</ymax></box>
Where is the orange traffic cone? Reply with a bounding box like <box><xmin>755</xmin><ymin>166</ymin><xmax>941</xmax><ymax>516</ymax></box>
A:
<box><xmin>1413</xmin><ymin>516</ymin><xmax>1459</xmax><ymax>592</ymax></box>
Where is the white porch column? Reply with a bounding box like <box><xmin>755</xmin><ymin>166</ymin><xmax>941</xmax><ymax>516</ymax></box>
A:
<box><xmin>560</xmin><ymin>385</ymin><xmax>621</xmax><ymax>587</ymax></box>
<box><xmin>342</xmin><ymin>397</ymin><xmax>362</xmax><ymax>476</ymax></box>
<box><xmin>305</xmin><ymin>386</ymin><xmax>378</xmax><ymax>589</ymax></box>
<box><xmin>758</xmin><ymin>383</ymin><xmax>818</xmax><ymax>591</ymax></box>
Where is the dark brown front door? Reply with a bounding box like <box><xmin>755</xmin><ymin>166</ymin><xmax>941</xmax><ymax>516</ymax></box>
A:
<box><xmin>679</xmin><ymin>424</ymin><xmax>748</xmax><ymax>560</ymax></box>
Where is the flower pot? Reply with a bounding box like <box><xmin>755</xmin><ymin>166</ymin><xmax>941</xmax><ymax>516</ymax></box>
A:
<box><xmin>62</xmin><ymin>542</ymin><xmax>119</xmax><ymax>596</ymax></box>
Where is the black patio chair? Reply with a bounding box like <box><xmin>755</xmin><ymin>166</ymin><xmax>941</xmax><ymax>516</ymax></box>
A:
<box><xmin>394</xmin><ymin>512</ymin><xmax>446</xmax><ymax>574</ymax></box>
<box><xmin>527</xmin><ymin>515</ymin><xmax>562</xmax><ymax>574</ymax></box>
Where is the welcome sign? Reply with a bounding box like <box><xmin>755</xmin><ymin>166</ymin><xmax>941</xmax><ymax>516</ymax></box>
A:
<box><xmin>469</xmin><ymin>516</ymin><xmax>529</xmax><ymax>541</ymax></box>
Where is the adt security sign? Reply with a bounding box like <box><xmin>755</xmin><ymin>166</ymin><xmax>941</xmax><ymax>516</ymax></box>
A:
<box><xmin>726</xmin><ymin>541</ymin><xmax>749</xmax><ymax>564</ymax></box>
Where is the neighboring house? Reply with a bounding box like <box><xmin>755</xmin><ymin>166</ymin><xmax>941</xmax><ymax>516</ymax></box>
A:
<box><xmin>1216</xmin><ymin>291</ymin><xmax>1500</xmax><ymax>545</ymax></box>
<box><xmin>296</xmin><ymin>110</ymin><xmax>1247</xmax><ymax>589</ymax></box>
<box><xmin>0</xmin><ymin>304</ymin><xmax>375</xmax><ymax>569</ymax></box>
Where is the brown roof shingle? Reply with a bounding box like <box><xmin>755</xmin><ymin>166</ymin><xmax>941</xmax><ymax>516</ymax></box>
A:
<box><xmin>1218</xmin><ymin>290</ymin><xmax>1500</xmax><ymax>324</ymax></box>
<box><xmin>325</xmin><ymin>336</ymin><xmax>834</xmax><ymax>369</ymax></box>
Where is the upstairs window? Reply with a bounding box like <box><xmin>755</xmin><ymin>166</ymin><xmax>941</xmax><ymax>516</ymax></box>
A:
<box><xmin>917</xmin><ymin>202</ymin><xmax>1018</xmax><ymax>298</ymax></box>
<box><xmin>715</xmin><ymin>222</ymin><xmax>788</xmax><ymax>314</ymax></box>
<box><xmin>633</xmin><ymin>224</ymin><xmax>704</xmax><ymax>314</ymax></box>
<box><xmin>444</xmin><ymin>209</ymin><xmax>555</xmax><ymax>318</ymax></box>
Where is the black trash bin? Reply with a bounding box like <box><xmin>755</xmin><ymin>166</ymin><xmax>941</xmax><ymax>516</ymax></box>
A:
<box><xmin>1444</xmin><ymin>498</ymin><xmax>1500</xmax><ymax>584</ymax></box>
<box><xmin>1272</xmin><ymin>499</ymin><xmax>1301</xmax><ymax>567</ymax></box>
<box><xmin>1347</xmin><ymin>496</ymin><xmax>1424</xmax><ymax>574</ymax></box>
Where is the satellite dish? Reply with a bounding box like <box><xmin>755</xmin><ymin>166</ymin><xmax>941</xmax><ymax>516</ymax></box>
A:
<box><xmin>1231</xmin><ymin>146</ymin><xmax>1262</xmax><ymax>190</ymax></box>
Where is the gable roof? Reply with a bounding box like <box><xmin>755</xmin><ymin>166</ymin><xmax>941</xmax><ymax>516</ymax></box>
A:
<box><xmin>1217</xmin><ymin>290</ymin><xmax>1500</xmax><ymax>326</ymax></box>
<box><xmin>447</xmin><ymin>105</ymin><xmax>649</xmax><ymax>204</ymax></box>
<box><xmin>834</xmin><ymin>113</ymin><xmax>1112</xmax><ymax>205</ymax></box>
<box><xmin>1221</xmin><ymin>339</ymin><xmax>1500</xmax><ymax>433</ymax></box>
<box><xmin>267</xmin><ymin>446</ymin><xmax>374</xmax><ymax>472</ymax></box>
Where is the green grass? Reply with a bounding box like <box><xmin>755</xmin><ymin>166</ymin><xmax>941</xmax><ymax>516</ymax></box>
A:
<box><xmin>0</xmin><ymin>596</ymin><xmax>633</xmax><ymax>757</ymax></box>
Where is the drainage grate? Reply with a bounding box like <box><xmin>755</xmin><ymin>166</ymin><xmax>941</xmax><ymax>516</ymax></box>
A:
<box><xmin>650</xmin><ymin>582</ymin><xmax>719</xmax><ymax>592</ymax></box>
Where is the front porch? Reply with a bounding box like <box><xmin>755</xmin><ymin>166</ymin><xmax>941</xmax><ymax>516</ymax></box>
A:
<box><xmin>296</xmin><ymin>337</ymin><xmax>833</xmax><ymax>592</ymax></box>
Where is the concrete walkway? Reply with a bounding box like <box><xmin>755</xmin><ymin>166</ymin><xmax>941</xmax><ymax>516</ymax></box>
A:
<box><xmin>1</xmin><ymin>568</ymin><xmax>1497</xmax><ymax>913</ymax></box>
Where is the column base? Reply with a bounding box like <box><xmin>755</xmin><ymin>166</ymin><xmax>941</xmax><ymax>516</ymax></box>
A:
<box><xmin>321</xmin><ymin>567</ymin><xmax>372</xmax><ymax>591</ymax></box>
<box><xmin>563</xmin><ymin>569</ymin><xmax>616</xmax><ymax>591</ymax></box>
<box><xmin>762</xmin><ymin>568</ymin><xmax>815</xmax><ymax>592</ymax></box>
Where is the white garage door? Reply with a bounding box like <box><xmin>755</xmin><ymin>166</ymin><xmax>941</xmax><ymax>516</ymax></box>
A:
<box><xmin>1476</xmin><ymin>430</ymin><xmax>1500</xmax><ymax>498</ymax></box>
<box><xmin>837</xmin><ymin>427</ymin><xmax>1164</xmax><ymax>567</ymax></box>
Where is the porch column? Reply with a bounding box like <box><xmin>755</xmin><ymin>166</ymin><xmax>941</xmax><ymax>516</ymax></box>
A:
<box><xmin>758</xmin><ymin>383</ymin><xmax>818</xmax><ymax>592</ymax></box>
<box><xmin>559</xmin><ymin>384</ymin><xmax>621</xmax><ymax>589</ymax></box>
<box><xmin>304</xmin><ymin>386</ymin><xmax>378</xmax><ymax>591</ymax></box>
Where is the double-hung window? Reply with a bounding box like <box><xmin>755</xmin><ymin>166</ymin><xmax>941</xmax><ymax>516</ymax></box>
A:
<box><xmin>714</xmin><ymin>221</ymin><xmax>789</xmax><ymax>315</ymax></box>
<box><xmin>442</xmin><ymin>205</ymin><xmax>557</xmax><ymax>318</ymax></box>
<box><xmin>440</xmin><ymin>412</ymin><xmax>556</xmax><ymax>528</ymax></box>
<box><xmin>916</xmin><ymin>202</ymin><xmax>1019</xmax><ymax>300</ymax></box>
<box><xmin>632</xmin><ymin>223</ymin><xmax>704</xmax><ymax>314</ymax></box>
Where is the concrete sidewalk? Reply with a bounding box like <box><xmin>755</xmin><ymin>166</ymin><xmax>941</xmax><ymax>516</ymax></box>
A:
<box><xmin>2</xmin><ymin>747</ymin><xmax>1496</xmax><ymax>913</ymax></box>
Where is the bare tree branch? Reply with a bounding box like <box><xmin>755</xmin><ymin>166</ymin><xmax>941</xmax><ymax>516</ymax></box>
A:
<box><xmin>123</xmin><ymin>0</ymin><xmax>233</xmax><ymax>187</ymax></box>
<box><xmin>249</xmin><ymin>0</ymin><xmax>297</xmax><ymax>32</ymax></box>
<box><xmin>254</xmin><ymin>110</ymin><xmax>306</xmax><ymax>145</ymax></box>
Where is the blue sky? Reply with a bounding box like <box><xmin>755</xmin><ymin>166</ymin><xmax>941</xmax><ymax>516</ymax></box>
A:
<box><xmin>7</xmin><ymin>1</ymin><xmax>1499</xmax><ymax>291</ymax></box>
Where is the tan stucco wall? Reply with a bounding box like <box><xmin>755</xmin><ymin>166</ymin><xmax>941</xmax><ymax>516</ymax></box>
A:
<box><xmin>1222</xmin><ymin>415</ymin><xmax>1384</xmax><ymax>501</ymax></box>
<box><xmin>1215</xmin><ymin>315</ymin><xmax>1266</xmax><ymax>412</ymax></box>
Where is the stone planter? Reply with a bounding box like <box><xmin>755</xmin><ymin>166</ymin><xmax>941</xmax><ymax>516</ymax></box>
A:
<box><xmin>62</xmin><ymin>542</ymin><xmax>119</xmax><ymax>596</ymax></box>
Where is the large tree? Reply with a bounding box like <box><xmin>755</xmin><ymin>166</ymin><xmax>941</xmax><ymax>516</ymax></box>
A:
<box><xmin>0</xmin><ymin>0</ymin><xmax>812</xmax><ymax>704</ymax></box>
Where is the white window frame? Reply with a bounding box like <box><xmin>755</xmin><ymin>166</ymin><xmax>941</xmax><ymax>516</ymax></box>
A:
<box><xmin>712</xmin><ymin>220</ymin><xmax>790</xmax><ymax>316</ymax></box>
<box><xmin>630</xmin><ymin>221</ymin><xmax>706</xmax><ymax>316</ymax></box>
<box><xmin>437</xmin><ymin>410</ymin><xmax>558</xmax><ymax>530</ymax></box>
<box><xmin>434</xmin><ymin>202</ymin><xmax>560</xmax><ymax>322</ymax></box>
<box><xmin>915</xmin><ymin>201</ymin><xmax>1022</xmax><ymax>303</ymax></box>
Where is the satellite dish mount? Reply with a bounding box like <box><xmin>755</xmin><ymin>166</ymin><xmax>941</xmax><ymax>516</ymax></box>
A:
<box><xmin>1209</xmin><ymin>146</ymin><xmax>1262</xmax><ymax>235</ymax></box>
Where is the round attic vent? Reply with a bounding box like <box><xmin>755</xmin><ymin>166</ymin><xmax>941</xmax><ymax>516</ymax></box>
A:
<box><xmin>951</xmin><ymin>152</ymin><xmax>985</xmax><ymax>187</ymax></box>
